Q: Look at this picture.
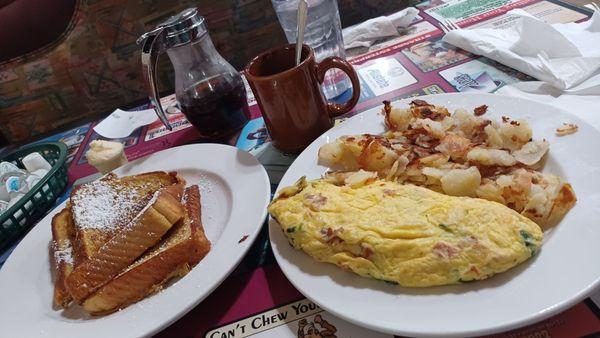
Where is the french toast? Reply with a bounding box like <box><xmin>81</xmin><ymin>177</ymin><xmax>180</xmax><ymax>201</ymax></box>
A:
<box><xmin>70</xmin><ymin>171</ymin><xmax>183</xmax><ymax>262</ymax></box>
<box><xmin>51</xmin><ymin>207</ymin><xmax>76</xmax><ymax>308</ymax></box>
<box><xmin>83</xmin><ymin>185</ymin><xmax>211</xmax><ymax>315</ymax></box>
<box><xmin>65</xmin><ymin>185</ymin><xmax>185</xmax><ymax>303</ymax></box>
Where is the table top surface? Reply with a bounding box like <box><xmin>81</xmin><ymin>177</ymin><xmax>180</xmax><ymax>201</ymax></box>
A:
<box><xmin>1</xmin><ymin>1</ymin><xmax>599</xmax><ymax>337</ymax></box>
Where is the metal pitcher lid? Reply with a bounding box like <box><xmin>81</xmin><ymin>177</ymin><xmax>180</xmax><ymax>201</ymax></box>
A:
<box><xmin>159</xmin><ymin>8</ymin><xmax>206</xmax><ymax>47</ymax></box>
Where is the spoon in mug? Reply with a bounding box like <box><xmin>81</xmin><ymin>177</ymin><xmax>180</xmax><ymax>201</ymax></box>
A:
<box><xmin>295</xmin><ymin>0</ymin><xmax>308</xmax><ymax>65</ymax></box>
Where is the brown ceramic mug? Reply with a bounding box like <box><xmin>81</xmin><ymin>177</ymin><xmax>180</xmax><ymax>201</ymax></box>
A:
<box><xmin>245</xmin><ymin>44</ymin><xmax>360</xmax><ymax>153</ymax></box>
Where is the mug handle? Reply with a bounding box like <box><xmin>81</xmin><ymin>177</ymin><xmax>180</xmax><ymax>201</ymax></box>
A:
<box><xmin>315</xmin><ymin>57</ymin><xmax>361</xmax><ymax>118</ymax></box>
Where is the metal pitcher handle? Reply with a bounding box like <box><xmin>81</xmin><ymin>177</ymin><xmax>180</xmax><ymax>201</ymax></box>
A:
<box><xmin>137</xmin><ymin>27</ymin><xmax>172</xmax><ymax>130</ymax></box>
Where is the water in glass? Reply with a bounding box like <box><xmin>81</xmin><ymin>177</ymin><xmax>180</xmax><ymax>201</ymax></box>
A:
<box><xmin>272</xmin><ymin>0</ymin><xmax>351</xmax><ymax>99</ymax></box>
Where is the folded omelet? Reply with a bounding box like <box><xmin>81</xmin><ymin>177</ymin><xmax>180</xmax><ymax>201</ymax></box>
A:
<box><xmin>269</xmin><ymin>177</ymin><xmax>543</xmax><ymax>287</ymax></box>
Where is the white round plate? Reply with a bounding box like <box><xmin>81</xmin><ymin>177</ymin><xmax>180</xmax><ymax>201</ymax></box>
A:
<box><xmin>0</xmin><ymin>143</ymin><xmax>270</xmax><ymax>338</ymax></box>
<box><xmin>269</xmin><ymin>93</ymin><xmax>600</xmax><ymax>337</ymax></box>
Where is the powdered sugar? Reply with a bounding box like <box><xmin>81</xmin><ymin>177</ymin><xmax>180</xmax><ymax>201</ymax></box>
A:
<box><xmin>54</xmin><ymin>243</ymin><xmax>73</xmax><ymax>265</ymax></box>
<box><xmin>198</xmin><ymin>175</ymin><xmax>213</xmax><ymax>195</ymax></box>
<box><xmin>70</xmin><ymin>179</ymin><xmax>152</xmax><ymax>231</ymax></box>
<box><xmin>198</xmin><ymin>175</ymin><xmax>214</xmax><ymax>221</ymax></box>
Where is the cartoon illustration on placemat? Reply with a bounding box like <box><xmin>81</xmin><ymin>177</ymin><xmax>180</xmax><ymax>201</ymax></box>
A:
<box><xmin>297</xmin><ymin>315</ymin><xmax>337</xmax><ymax>338</ymax></box>
<box><xmin>402</xmin><ymin>39</ymin><xmax>471</xmax><ymax>72</ymax></box>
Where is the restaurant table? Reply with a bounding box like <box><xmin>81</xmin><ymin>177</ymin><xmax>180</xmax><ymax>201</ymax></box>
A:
<box><xmin>1</xmin><ymin>0</ymin><xmax>599</xmax><ymax>337</ymax></box>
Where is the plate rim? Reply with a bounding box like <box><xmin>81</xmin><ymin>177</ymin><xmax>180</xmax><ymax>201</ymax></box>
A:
<box><xmin>0</xmin><ymin>143</ymin><xmax>271</xmax><ymax>338</ymax></box>
<box><xmin>269</xmin><ymin>92</ymin><xmax>600</xmax><ymax>337</ymax></box>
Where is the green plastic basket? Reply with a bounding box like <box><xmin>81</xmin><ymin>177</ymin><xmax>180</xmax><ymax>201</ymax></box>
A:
<box><xmin>0</xmin><ymin>142</ymin><xmax>68</xmax><ymax>251</ymax></box>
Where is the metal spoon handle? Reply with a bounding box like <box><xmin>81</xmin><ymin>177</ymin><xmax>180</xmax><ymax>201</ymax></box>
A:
<box><xmin>295</xmin><ymin>0</ymin><xmax>308</xmax><ymax>65</ymax></box>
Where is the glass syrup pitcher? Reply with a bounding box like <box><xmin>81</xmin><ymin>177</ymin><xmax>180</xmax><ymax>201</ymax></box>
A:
<box><xmin>137</xmin><ymin>8</ymin><xmax>249</xmax><ymax>139</ymax></box>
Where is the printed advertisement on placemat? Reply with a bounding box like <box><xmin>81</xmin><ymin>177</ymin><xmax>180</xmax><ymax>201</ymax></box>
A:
<box><xmin>439</xmin><ymin>58</ymin><xmax>534</xmax><ymax>92</ymax></box>
<box><xmin>28</xmin><ymin>123</ymin><xmax>91</xmax><ymax>164</ymax></box>
<box><xmin>143</xmin><ymin>95</ymin><xmax>194</xmax><ymax>142</ymax></box>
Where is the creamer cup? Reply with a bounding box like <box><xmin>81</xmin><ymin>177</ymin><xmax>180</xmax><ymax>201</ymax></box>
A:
<box><xmin>21</xmin><ymin>152</ymin><xmax>52</xmax><ymax>172</ymax></box>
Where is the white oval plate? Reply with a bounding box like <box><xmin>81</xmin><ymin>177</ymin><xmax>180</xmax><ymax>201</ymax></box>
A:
<box><xmin>0</xmin><ymin>143</ymin><xmax>270</xmax><ymax>338</ymax></box>
<box><xmin>269</xmin><ymin>93</ymin><xmax>600</xmax><ymax>337</ymax></box>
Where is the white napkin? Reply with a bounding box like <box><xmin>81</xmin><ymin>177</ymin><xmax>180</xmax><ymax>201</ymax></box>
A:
<box><xmin>443</xmin><ymin>10</ymin><xmax>600</xmax><ymax>92</ymax></box>
<box><xmin>343</xmin><ymin>7</ymin><xmax>419</xmax><ymax>49</ymax></box>
<box><xmin>93</xmin><ymin>108</ymin><xmax>158</xmax><ymax>139</ymax></box>
<box><xmin>497</xmin><ymin>82</ymin><xmax>600</xmax><ymax>131</ymax></box>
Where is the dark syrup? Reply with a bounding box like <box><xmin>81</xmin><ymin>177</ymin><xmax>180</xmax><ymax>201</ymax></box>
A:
<box><xmin>179</xmin><ymin>76</ymin><xmax>249</xmax><ymax>139</ymax></box>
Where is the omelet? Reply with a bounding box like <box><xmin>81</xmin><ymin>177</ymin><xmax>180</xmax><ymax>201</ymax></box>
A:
<box><xmin>269</xmin><ymin>177</ymin><xmax>543</xmax><ymax>287</ymax></box>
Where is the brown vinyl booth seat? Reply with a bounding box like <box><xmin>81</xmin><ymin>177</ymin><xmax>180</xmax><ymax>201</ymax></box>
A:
<box><xmin>0</xmin><ymin>0</ymin><xmax>408</xmax><ymax>146</ymax></box>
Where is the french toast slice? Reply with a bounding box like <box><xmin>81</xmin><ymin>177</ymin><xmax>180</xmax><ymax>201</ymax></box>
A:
<box><xmin>83</xmin><ymin>185</ymin><xmax>211</xmax><ymax>315</ymax></box>
<box><xmin>70</xmin><ymin>171</ymin><xmax>183</xmax><ymax>262</ymax></box>
<box><xmin>65</xmin><ymin>184</ymin><xmax>185</xmax><ymax>303</ymax></box>
<box><xmin>51</xmin><ymin>207</ymin><xmax>76</xmax><ymax>308</ymax></box>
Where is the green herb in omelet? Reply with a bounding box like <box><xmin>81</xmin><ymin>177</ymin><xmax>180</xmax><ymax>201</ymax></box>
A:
<box><xmin>520</xmin><ymin>230</ymin><xmax>538</xmax><ymax>256</ymax></box>
<box><xmin>286</xmin><ymin>225</ymin><xmax>303</xmax><ymax>233</ymax></box>
<box><xmin>438</xmin><ymin>223</ymin><xmax>452</xmax><ymax>232</ymax></box>
<box><xmin>369</xmin><ymin>273</ymin><xmax>399</xmax><ymax>285</ymax></box>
